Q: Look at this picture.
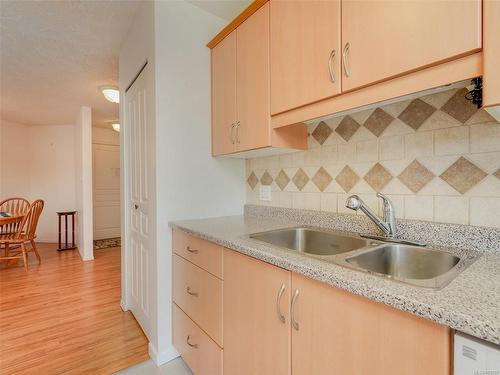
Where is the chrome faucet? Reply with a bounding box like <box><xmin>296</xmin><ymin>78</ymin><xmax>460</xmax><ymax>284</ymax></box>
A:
<box><xmin>346</xmin><ymin>193</ymin><xmax>397</xmax><ymax>238</ymax></box>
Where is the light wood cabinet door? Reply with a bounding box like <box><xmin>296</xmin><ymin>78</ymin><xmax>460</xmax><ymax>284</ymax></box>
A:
<box><xmin>341</xmin><ymin>0</ymin><xmax>481</xmax><ymax>91</ymax></box>
<box><xmin>291</xmin><ymin>273</ymin><xmax>451</xmax><ymax>375</ymax></box>
<box><xmin>235</xmin><ymin>2</ymin><xmax>271</xmax><ymax>152</ymax></box>
<box><xmin>223</xmin><ymin>249</ymin><xmax>291</xmax><ymax>375</ymax></box>
<box><xmin>211</xmin><ymin>31</ymin><xmax>236</xmax><ymax>156</ymax></box>
<box><xmin>270</xmin><ymin>0</ymin><xmax>341</xmax><ymax>115</ymax></box>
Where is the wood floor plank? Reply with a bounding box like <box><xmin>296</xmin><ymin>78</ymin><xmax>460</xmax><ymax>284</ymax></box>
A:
<box><xmin>0</xmin><ymin>244</ymin><xmax>149</xmax><ymax>374</ymax></box>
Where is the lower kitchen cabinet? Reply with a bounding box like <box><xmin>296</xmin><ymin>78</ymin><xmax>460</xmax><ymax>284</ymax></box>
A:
<box><xmin>223</xmin><ymin>249</ymin><xmax>291</xmax><ymax>375</ymax></box>
<box><xmin>290</xmin><ymin>273</ymin><xmax>451</xmax><ymax>375</ymax></box>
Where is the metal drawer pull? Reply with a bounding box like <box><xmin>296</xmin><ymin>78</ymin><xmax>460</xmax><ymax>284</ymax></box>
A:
<box><xmin>342</xmin><ymin>42</ymin><xmax>350</xmax><ymax>77</ymax></box>
<box><xmin>328</xmin><ymin>49</ymin><xmax>336</xmax><ymax>83</ymax></box>
<box><xmin>186</xmin><ymin>246</ymin><xmax>198</xmax><ymax>254</ymax></box>
<box><xmin>186</xmin><ymin>335</ymin><xmax>198</xmax><ymax>348</ymax></box>
<box><xmin>186</xmin><ymin>286</ymin><xmax>198</xmax><ymax>297</ymax></box>
<box><xmin>276</xmin><ymin>283</ymin><xmax>286</xmax><ymax>324</ymax></box>
<box><xmin>291</xmin><ymin>289</ymin><xmax>300</xmax><ymax>331</ymax></box>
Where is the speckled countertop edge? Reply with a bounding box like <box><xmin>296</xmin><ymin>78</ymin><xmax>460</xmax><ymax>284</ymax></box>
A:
<box><xmin>170</xmin><ymin>213</ymin><xmax>500</xmax><ymax>345</ymax></box>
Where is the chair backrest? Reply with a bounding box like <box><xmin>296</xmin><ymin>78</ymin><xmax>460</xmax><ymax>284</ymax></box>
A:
<box><xmin>0</xmin><ymin>197</ymin><xmax>30</xmax><ymax>234</ymax></box>
<box><xmin>16</xmin><ymin>200</ymin><xmax>44</xmax><ymax>240</ymax></box>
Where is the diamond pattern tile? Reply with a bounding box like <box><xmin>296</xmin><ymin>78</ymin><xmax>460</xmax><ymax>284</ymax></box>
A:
<box><xmin>398</xmin><ymin>160</ymin><xmax>435</xmax><ymax>193</ymax></box>
<box><xmin>275</xmin><ymin>170</ymin><xmax>290</xmax><ymax>190</ymax></box>
<box><xmin>441</xmin><ymin>88</ymin><xmax>478</xmax><ymax>123</ymax></box>
<box><xmin>292</xmin><ymin>168</ymin><xmax>310</xmax><ymax>191</ymax></box>
<box><xmin>311</xmin><ymin>121</ymin><xmax>333</xmax><ymax>145</ymax></box>
<box><xmin>335</xmin><ymin>166</ymin><xmax>359</xmax><ymax>192</ymax></box>
<box><xmin>312</xmin><ymin>167</ymin><xmax>333</xmax><ymax>192</ymax></box>
<box><xmin>260</xmin><ymin>171</ymin><xmax>273</xmax><ymax>186</ymax></box>
<box><xmin>335</xmin><ymin>116</ymin><xmax>360</xmax><ymax>141</ymax></box>
<box><xmin>398</xmin><ymin>99</ymin><xmax>436</xmax><ymax>130</ymax></box>
<box><xmin>364</xmin><ymin>163</ymin><xmax>393</xmax><ymax>192</ymax></box>
<box><xmin>494</xmin><ymin>169</ymin><xmax>500</xmax><ymax>180</ymax></box>
<box><xmin>363</xmin><ymin>108</ymin><xmax>394</xmax><ymax>137</ymax></box>
<box><xmin>247</xmin><ymin>172</ymin><xmax>259</xmax><ymax>189</ymax></box>
<box><xmin>440</xmin><ymin>157</ymin><xmax>487</xmax><ymax>194</ymax></box>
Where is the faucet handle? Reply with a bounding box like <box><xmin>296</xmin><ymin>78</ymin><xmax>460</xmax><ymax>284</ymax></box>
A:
<box><xmin>376</xmin><ymin>193</ymin><xmax>392</xmax><ymax>207</ymax></box>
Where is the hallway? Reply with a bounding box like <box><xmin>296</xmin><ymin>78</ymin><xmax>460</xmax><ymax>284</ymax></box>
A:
<box><xmin>0</xmin><ymin>244</ymin><xmax>149</xmax><ymax>374</ymax></box>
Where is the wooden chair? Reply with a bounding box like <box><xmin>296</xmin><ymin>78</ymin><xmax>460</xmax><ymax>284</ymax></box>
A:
<box><xmin>0</xmin><ymin>200</ymin><xmax>44</xmax><ymax>271</ymax></box>
<box><xmin>0</xmin><ymin>197</ymin><xmax>30</xmax><ymax>235</ymax></box>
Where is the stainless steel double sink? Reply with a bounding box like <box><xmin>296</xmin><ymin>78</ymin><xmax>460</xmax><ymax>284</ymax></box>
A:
<box><xmin>249</xmin><ymin>227</ymin><xmax>473</xmax><ymax>289</ymax></box>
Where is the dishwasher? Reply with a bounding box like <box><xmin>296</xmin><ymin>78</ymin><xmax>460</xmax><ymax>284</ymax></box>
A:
<box><xmin>454</xmin><ymin>332</ymin><xmax>500</xmax><ymax>374</ymax></box>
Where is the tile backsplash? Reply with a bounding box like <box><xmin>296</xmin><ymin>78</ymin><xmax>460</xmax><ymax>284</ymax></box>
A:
<box><xmin>246</xmin><ymin>87</ymin><xmax>500</xmax><ymax>228</ymax></box>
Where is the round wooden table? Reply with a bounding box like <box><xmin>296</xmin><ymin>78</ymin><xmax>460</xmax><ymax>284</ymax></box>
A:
<box><xmin>0</xmin><ymin>214</ymin><xmax>24</xmax><ymax>226</ymax></box>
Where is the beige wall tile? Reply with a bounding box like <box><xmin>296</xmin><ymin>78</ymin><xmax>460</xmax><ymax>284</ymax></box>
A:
<box><xmin>404</xmin><ymin>196</ymin><xmax>434</xmax><ymax>221</ymax></box>
<box><xmin>292</xmin><ymin>193</ymin><xmax>305</xmax><ymax>209</ymax></box>
<box><xmin>419</xmin><ymin>110</ymin><xmax>461</xmax><ymax>132</ymax></box>
<box><xmin>434</xmin><ymin>126</ymin><xmax>469</xmax><ymax>156</ymax></box>
<box><xmin>320</xmin><ymin>193</ymin><xmax>337</xmax><ymax>212</ymax></box>
<box><xmin>356</xmin><ymin>139</ymin><xmax>379</xmax><ymax>162</ymax></box>
<box><xmin>470</xmin><ymin>123</ymin><xmax>500</xmax><ymax>153</ymax></box>
<box><xmin>420</xmin><ymin>88</ymin><xmax>456</xmax><ymax>109</ymax></box>
<box><xmin>434</xmin><ymin>196</ymin><xmax>468</xmax><ymax>225</ymax></box>
<box><xmin>465</xmin><ymin>176</ymin><xmax>500</xmax><ymax>197</ymax></box>
<box><xmin>381</xmin><ymin>118</ymin><xmax>415</xmax><ymax>137</ymax></box>
<box><xmin>337</xmin><ymin>194</ymin><xmax>355</xmax><ymax>214</ymax></box>
<box><xmin>338</xmin><ymin>143</ymin><xmax>356</xmax><ymax>163</ymax></box>
<box><xmin>278</xmin><ymin>191</ymin><xmax>293</xmax><ymax>208</ymax></box>
<box><xmin>379</xmin><ymin>135</ymin><xmax>404</xmax><ymax>160</ymax></box>
<box><xmin>279</xmin><ymin>153</ymin><xmax>293</xmax><ymax>168</ymax></box>
<box><xmin>405</xmin><ymin>132</ymin><xmax>434</xmax><ymax>159</ymax></box>
<box><xmin>304</xmin><ymin>193</ymin><xmax>321</xmax><ymax>211</ymax></box>
<box><xmin>470</xmin><ymin>197</ymin><xmax>500</xmax><ymax>227</ymax></box>
<box><xmin>304</xmin><ymin>147</ymin><xmax>322</xmax><ymax>166</ymax></box>
<box><xmin>321</xmin><ymin>145</ymin><xmax>338</xmax><ymax>165</ymax></box>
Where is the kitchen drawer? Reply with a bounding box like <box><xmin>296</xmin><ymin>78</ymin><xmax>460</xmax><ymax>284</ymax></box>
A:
<box><xmin>173</xmin><ymin>303</ymin><xmax>222</xmax><ymax>375</ymax></box>
<box><xmin>173</xmin><ymin>228</ymin><xmax>223</xmax><ymax>279</ymax></box>
<box><xmin>173</xmin><ymin>254</ymin><xmax>223</xmax><ymax>346</ymax></box>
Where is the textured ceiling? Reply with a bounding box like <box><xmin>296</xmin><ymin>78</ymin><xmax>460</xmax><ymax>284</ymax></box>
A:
<box><xmin>186</xmin><ymin>0</ymin><xmax>251</xmax><ymax>21</ymax></box>
<box><xmin>0</xmin><ymin>0</ymin><xmax>141</xmax><ymax>127</ymax></box>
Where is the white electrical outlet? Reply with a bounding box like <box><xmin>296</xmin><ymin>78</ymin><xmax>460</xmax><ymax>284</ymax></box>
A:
<box><xmin>259</xmin><ymin>185</ymin><xmax>271</xmax><ymax>201</ymax></box>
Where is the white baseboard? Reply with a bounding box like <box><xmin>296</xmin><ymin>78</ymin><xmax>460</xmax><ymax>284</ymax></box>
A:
<box><xmin>120</xmin><ymin>299</ymin><xmax>128</xmax><ymax>312</ymax></box>
<box><xmin>148</xmin><ymin>342</ymin><xmax>179</xmax><ymax>366</ymax></box>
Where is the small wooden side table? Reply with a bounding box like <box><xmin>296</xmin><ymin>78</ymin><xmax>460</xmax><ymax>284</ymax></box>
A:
<box><xmin>57</xmin><ymin>211</ymin><xmax>77</xmax><ymax>251</ymax></box>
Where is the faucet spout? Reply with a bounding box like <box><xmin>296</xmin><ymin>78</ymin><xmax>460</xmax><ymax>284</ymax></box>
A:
<box><xmin>345</xmin><ymin>194</ymin><xmax>396</xmax><ymax>237</ymax></box>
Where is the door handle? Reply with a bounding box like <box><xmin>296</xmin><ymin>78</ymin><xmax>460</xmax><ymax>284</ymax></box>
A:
<box><xmin>276</xmin><ymin>284</ymin><xmax>286</xmax><ymax>324</ymax></box>
<box><xmin>342</xmin><ymin>42</ymin><xmax>351</xmax><ymax>77</ymax></box>
<box><xmin>186</xmin><ymin>286</ymin><xmax>198</xmax><ymax>297</ymax></box>
<box><xmin>186</xmin><ymin>246</ymin><xmax>198</xmax><ymax>254</ymax></box>
<box><xmin>186</xmin><ymin>335</ymin><xmax>198</xmax><ymax>348</ymax></box>
<box><xmin>134</xmin><ymin>204</ymin><xmax>139</xmax><ymax>210</ymax></box>
<box><xmin>291</xmin><ymin>289</ymin><xmax>300</xmax><ymax>331</ymax></box>
<box><xmin>235</xmin><ymin>121</ymin><xmax>240</xmax><ymax>144</ymax></box>
<box><xmin>230</xmin><ymin>123</ymin><xmax>236</xmax><ymax>144</ymax></box>
<box><xmin>328</xmin><ymin>49</ymin><xmax>336</xmax><ymax>83</ymax></box>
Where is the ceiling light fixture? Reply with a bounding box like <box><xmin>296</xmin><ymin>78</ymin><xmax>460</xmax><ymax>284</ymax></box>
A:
<box><xmin>112</xmin><ymin>123</ymin><xmax>120</xmax><ymax>132</ymax></box>
<box><xmin>101</xmin><ymin>86</ymin><xmax>120</xmax><ymax>103</ymax></box>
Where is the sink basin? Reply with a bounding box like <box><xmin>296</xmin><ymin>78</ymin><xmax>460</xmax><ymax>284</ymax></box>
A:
<box><xmin>344</xmin><ymin>244</ymin><xmax>462</xmax><ymax>288</ymax></box>
<box><xmin>250</xmin><ymin>227</ymin><xmax>371</xmax><ymax>256</ymax></box>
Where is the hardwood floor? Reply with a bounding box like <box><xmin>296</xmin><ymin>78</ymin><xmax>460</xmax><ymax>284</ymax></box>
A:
<box><xmin>0</xmin><ymin>243</ymin><xmax>149</xmax><ymax>375</ymax></box>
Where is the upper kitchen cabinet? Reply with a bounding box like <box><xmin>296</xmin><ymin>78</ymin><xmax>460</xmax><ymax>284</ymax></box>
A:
<box><xmin>270</xmin><ymin>0</ymin><xmax>341</xmax><ymax>115</ymax></box>
<box><xmin>209</xmin><ymin>2</ymin><xmax>308</xmax><ymax>157</ymax></box>
<box><xmin>341</xmin><ymin>0</ymin><xmax>482</xmax><ymax>91</ymax></box>
<box><xmin>211</xmin><ymin>32</ymin><xmax>237</xmax><ymax>156</ymax></box>
<box><xmin>235</xmin><ymin>2</ymin><xmax>271</xmax><ymax>152</ymax></box>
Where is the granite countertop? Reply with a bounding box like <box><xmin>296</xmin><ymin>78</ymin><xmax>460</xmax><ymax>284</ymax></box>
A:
<box><xmin>170</xmin><ymin>213</ymin><xmax>500</xmax><ymax>345</ymax></box>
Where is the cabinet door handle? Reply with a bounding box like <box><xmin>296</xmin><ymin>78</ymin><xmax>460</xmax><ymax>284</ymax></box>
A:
<box><xmin>328</xmin><ymin>49</ymin><xmax>336</xmax><ymax>83</ymax></box>
<box><xmin>291</xmin><ymin>289</ymin><xmax>299</xmax><ymax>331</ymax></box>
<box><xmin>186</xmin><ymin>286</ymin><xmax>198</xmax><ymax>297</ymax></box>
<box><xmin>342</xmin><ymin>42</ymin><xmax>350</xmax><ymax>77</ymax></box>
<box><xmin>186</xmin><ymin>246</ymin><xmax>198</xmax><ymax>254</ymax></box>
<box><xmin>276</xmin><ymin>283</ymin><xmax>286</xmax><ymax>324</ymax></box>
<box><xmin>230</xmin><ymin>123</ymin><xmax>236</xmax><ymax>144</ymax></box>
<box><xmin>186</xmin><ymin>335</ymin><xmax>198</xmax><ymax>348</ymax></box>
<box><xmin>235</xmin><ymin>121</ymin><xmax>241</xmax><ymax>144</ymax></box>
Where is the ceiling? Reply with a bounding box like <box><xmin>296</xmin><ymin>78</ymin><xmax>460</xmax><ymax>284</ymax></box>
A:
<box><xmin>0</xmin><ymin>0</ymin><xmax>141</xmax><ymax>127</ymax></box>
<box><xmin>187</xmin><ymin>0</ymin><xmax>251</xmax><ymax>21</ymax></box>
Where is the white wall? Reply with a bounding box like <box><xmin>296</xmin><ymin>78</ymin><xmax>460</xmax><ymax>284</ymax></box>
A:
<box><xmin>119</xmin><ymin>0</ymin><xmax>246</xmax><ymax>365</ymax></box>
<box><xmin>74</xmin><ymin>107</ymin><xmax>93</xmax><ymax>260</ymax></box>
<box><xmin>0</xmin><ymin>120</ymin><xmax>31</xmax><ymax>199</ymax></box>
<box><xmin>92</xmin><ymin>127</ymin><xmax>120</xmax><ymax>146</ymax></box>
<box><xmin>0</xmin><ymin>120</ymin><xmax>77</xmax><ymax>242</ymax></box>
<box><xmin>153</xmin><ymin>0</ymin><xmax>245</xmax><ymax>362</ymax></box>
